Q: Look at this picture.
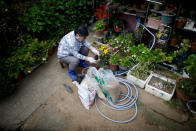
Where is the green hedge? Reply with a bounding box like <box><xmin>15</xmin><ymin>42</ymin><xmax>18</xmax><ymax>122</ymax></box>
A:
<box><xmin>19</xmin><ymin>0</ymin><xmax>93</xmax><ymax>40</ymax></box>
<box><xmin>0</xmin><ymin>0</ymin><xmax>93</xmax><ymax>97</ymax></box>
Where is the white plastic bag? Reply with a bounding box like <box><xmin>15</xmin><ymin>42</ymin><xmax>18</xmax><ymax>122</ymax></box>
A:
<box><xmin>74</xmin><ymin>81</ymin><xmax>96</xmax><ymax>110</ymax></box>
<box><xmin>86</xmin><ymin>67</ymin><xmax>107</xmax><ymax>101</ymax></box>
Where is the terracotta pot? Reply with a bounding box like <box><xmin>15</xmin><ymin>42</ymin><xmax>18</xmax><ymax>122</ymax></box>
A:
<box><xmin>104</xmin><ymin>24</ymin><xmax>108</xmax><ymax>31</ymax></box>
<box><xmin>170</xmin><ymin>37</ymin><xmax>178</xmax><ymax>46</ymax></box>
<box><xmin>140</xmin><ymin>4</ymin><xmax>146</xmax><ymax>9</ymax></box>
<box><xmin>17</xmin><ymin>72</ymin><xmax>24</xmax><ymax>81</ymax></box>
<box><xmin>176</xmin><ymin>78</ymin><xmax>192</xmax><ymax>101</ymax></box>
<box><xmin>133</xmin><ymin>3</ymin><xmax>138</xmax><ymax>8</ymax></box>
<box><xmin>94</xmin><ymin>55</ymin><xmax>99</xmax><ymax>60</ymax></box>
<box><xmin>109</xmin><ymin>63</ymin><xmax>118</xmax><ymax>71</ymax></box>
<box><xmin>48</xmin><ymin>48</ymin><xmax>54</xmax><ymax>55</ymax></box>
<box><xmin>114</xmin><ymin>26</ymin><xmax>121</xmax><ymax>32</ymax></box>
<box><xmin>176</xmin><ymin>89</ymin><xmax>191</xmax><ymax>101</ymax></box>
<box><xmin>176</xmin><ymin>20</ymin><xmax>186</xmax><ymax>29</ymax></box>
<box><xmin>191</xmin><ymin>42</ymin><xmax>196</xmax><ymax>51</ymax></box>
<box><xmin>95</xmin><ymin>30</ymin><xmax>104</xmax><ymax>37</ymax></box>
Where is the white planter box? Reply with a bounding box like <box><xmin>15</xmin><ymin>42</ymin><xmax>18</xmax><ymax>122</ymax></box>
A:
<box><xmin>127</xmin><ymin>71</ymin><xmax>151</xmax><ymax>89</ymax></box>
<box><xmin>145</xmin><ymin>72</ymin><xmax>176</xmax><ymax>101</ymax></box>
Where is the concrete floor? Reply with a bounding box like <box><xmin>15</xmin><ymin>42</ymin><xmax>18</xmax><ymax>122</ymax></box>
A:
<box><xmin>0</xmin><ymin>31</ymin><xmax>196</xmax><ymax>131</ymax></box>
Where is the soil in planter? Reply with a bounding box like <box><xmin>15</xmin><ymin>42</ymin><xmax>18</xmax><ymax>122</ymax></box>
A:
<box><xmin>149</xmin><ymin>76</ymin><xmax>175</xmax><ymax>94</ymax></box>
<box><xmin>130</xmin><ymin>71</ymin><xmax>150</xmax><ymax>81</ymax></box>
<box><xmin>153</xmin><ymin>66</ymin><xmax>179</xmax><ymax>79</ymax></box>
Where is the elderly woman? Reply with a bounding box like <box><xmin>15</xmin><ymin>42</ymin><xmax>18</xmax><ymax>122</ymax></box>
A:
<box><xmin>57</xmin><ymin>26</ymin><xmax>99</xmax><ymax>81</ymax></box>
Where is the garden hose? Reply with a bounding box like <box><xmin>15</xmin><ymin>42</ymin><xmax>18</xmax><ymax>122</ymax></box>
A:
<box><xmin>115</xmin><ymin>20</ymin><xmax>156</xmax><ymax>76</ymax></box>
<box><xmin>187</xmin><ymin>100</ymin><xmax>196</xmax><ymax>114</ymax></box>
<box><xmin>95</xmin><ymin>20</ymin><xmax>156</xmax><ymax>123</ymax></box>
<box><xmin>95</xmin><ymin>77</ymin><xmax>138</xmax><ymax>123</ymax></box>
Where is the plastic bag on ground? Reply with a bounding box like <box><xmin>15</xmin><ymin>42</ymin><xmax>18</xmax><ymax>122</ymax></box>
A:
<box><xmin>86</xmin><ymin>67</ymin><xmax>107</xmax><ymax>101</ymax></box>
<box><xmin>74</xmin><ymin>81</ymin><xmax>96</xmax><ymax>110</ymax></box>
<box><xmin>98</xmin><ymin>68</ymin><xmax>120</xmax><ymax>103</ymax></box>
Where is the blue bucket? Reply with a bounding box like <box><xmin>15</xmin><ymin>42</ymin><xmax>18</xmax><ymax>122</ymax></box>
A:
<box><xmin>161</xmin><ymin>11</ymin><xmax>176</xmax><ymax>24</ymax></box>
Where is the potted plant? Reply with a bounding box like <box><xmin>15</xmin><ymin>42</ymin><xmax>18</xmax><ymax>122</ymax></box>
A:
<box><xmin>113</xmin><ymin>19</ymin><xmax>123</xmax><ymax>33</ymax></box>
<box><xmin>170</xmin><ymin>32</ymin><xmax>181</xmax><ymax>46</ymax></box>
<box><xmin>47</xmin><ymin>39</ymin><xmax>56</xmax><ymax>55</ymax></box>
<box><xmin>172</xmin><ymin>39</ymin><xmax>191</xmax><ymax>62</ymax></box>
<box><xmin>176</xmin><ymin>54</ymin><xmax>196</xmax><ymax>101</ymax></box>
<box><xmin>119</xmin><ymin>56</ymin><xmax>131</xmax><ymax>73</ymax></box>
<box><xmin>176</xmin><ymin>78</ymin><xmax>194</xmax><ymax>101</ymax></box>
<box><xmin>161</xmin><ymin>8</ymin><xmax>176</xmax><ymax>24</ymax></box>
<box><xmin>94</xmin><ymin>4</ymin><xmax>110</xmax><ymax>28</ymax></box>
<box><xmin>98</xmin><ymin>45</ymin><xmax>111</xmax><ymax>66</ymax></box>
<box><xmin>140</xmin><ymin>3</ymin><xmax>146</xmax><ymax>9</ymax></box>
<box><xmin>147</xmin><ymin>13</ymin><xmax>162</xmax><ymax>29</ymax></box>
<box><xmin>93</xmin><ymin>20</ymin><xmax>105</xmax><ymax>37</ymax></box>
<box><xmin>176</xmin><ymin>17</ymin><xmax>187</xmax><ymax>29</ymax></box>
<box><xmin>190</xmin><ymin>39</ymin><xmax>196</xmax><ymax>51</ymax></box>
<box><xmin>109</xmin><ymin>54</ymin><xmax>120</xmax><ymax>71</ymax></box>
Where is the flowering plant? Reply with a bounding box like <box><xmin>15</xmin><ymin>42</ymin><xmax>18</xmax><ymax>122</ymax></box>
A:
<box><xmin>98</xmin><ymin>45</ymin><xmax>111</xmax><ymax>64</ymax></box>
<box><xmin>94</xmin><ymin>4</ymin><xmax>111</xmax><ymax>21</ymax></box>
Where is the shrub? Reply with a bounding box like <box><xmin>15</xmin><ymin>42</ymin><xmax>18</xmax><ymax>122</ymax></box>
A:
<box><xmin>93</xmin><ymin>20</ymin><xmax>105</xmax><ymax>31</ymax></box>
<box><xmin>20</xmin><ymin>0</ymin><xmax>93</xmax><ymax>39</ymax></box>
<box><xmin>109</xmin><ymin>54</ymin><xmax>120</xmax><ymax>65</ymax></box>
<box><xmin>119</xmin><ymin>56</ymin><xmax>132</xmax><ymax>69</ymax></box>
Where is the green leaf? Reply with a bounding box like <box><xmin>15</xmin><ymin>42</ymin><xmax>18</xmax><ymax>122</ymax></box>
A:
<box><xmin>37</xmin><ymin>22</ymin><xmax>45</xmax><ymax>25</ymax></box>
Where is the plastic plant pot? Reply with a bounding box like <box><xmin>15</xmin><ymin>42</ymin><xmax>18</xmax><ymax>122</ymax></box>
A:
<box><xmin>161</xmin><ymin>11</ymin><xmax>176</xmax><ymax>24</ymax></box>
<box><xmin>119</xmin><ymin>65</ymin><xmax>129</xmax><ymax>75</ymax></box>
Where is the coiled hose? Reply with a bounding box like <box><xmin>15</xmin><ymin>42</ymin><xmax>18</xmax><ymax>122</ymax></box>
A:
<box><xmin>95</xmin><ymin>20</ymin><xmax>156</xmax><ymax>123</ymax></box>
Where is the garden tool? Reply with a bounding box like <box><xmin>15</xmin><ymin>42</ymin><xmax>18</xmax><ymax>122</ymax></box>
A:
<box><xmin>63</xmin><ymin>83</ymin><xmax>73</xmax><ymax>94</ymax></box>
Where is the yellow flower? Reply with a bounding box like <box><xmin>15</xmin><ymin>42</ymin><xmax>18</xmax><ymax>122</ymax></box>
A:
<box><xmin>98</xmin><ymin>46</ymin><xmax>106</xmax><ymax>51</ymax></box>
<box><xmin>104</xmin><ymin>50</ymin><xmax>108</xmax><ymax>54</ymax></box>
<box><xmin>181</xmin><ymin>85</ymin><xmax>184</xmax><ymax>89</ymax></box>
